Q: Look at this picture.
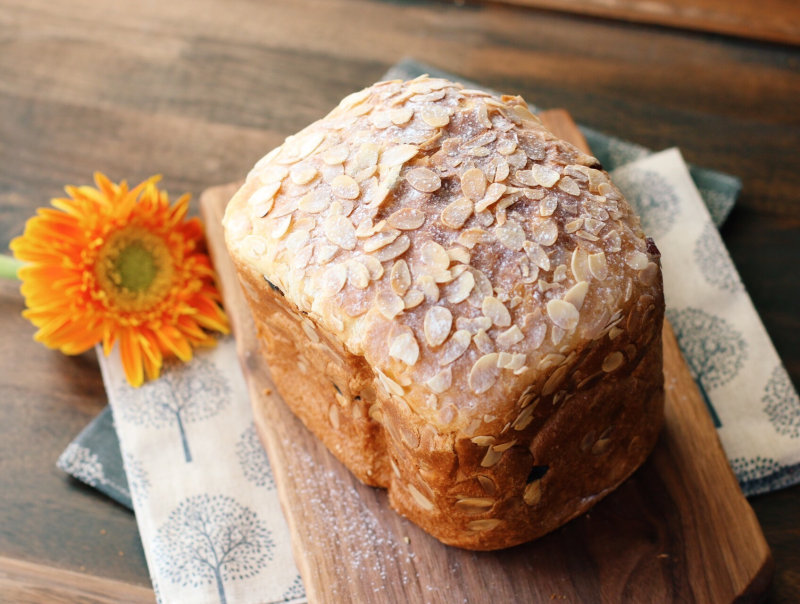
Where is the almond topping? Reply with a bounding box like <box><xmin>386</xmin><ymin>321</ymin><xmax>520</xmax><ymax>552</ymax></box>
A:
<box><xmin>290</xmin><ymin>166</ymin><xmax>318</xmax><ymax>186</ymax></box>
<box><xmin>388</xmin><ymin>208</ymin><xmax>426</xmax><ymax>230</ymax></box>
<box><xmin>475</xmin><ymin>183</ymin><xmax>507</xmax><ymax>213</ymax></box>
<box><xmin>467</xmin><ymin>519</ymin><xmax>501</xmax><ymax>532</ymax></box>
<box><xmin>482</xmin><ymin>296</ymin><xmax>511</xmax><ymax>327</ymax></box>
<box><xmin>373</xmin><ymin>234</ymin><xmax>411</xmax><ymax>261</ymax></box>
<box><xmin>405</xmin><ymin>167</ymin><xmax>441</xmax><ymax>193</ymax></box>
<box><xmin>421</xmin><ymin>240</ymin><xmax>450</xmax><ymax>271</ymax></box>
<box><xmin>557</xmin><ymin>176</ymin><xmax>581</xmax><ymax>196</ymax></box>
<box><xmin>564</xmin><ymin>281</ymin><xmax>589</xmax><ymax>310</ymax></box>
<box><xmin>546</xmin><ymin>299</ymin><xmax>580</xmax><ymax>330</ymax></box>
<box><xmin>323</xmin><ymin>143</ymin><xmax>349</xmax><ymax>165</ymax></box>
<box><xmin>588</xmin><ymin>251</ymin><xmax>608</xmax><ymax>280</ymax></box>
<box><xmin>461</xmin><ymin>167</ymin><xmax>487</xmax><ymax>201</ymax></box>
<box><xmin>331</xmin><ymin>174</ymin><xmax>360</xmax><ymax>200</ymax></box>
<box><xmin>439</xmin><ymin>330</ymin><xmax>471</xmax><ymax>365</ymax></box>
<box><xmin>496</xmin><ymin>325</ymin><xmax>524</xmax><ymax>348</ymax></box>
<box><xmin>494</xmin><ymin>219</ymin><xmax>526</xmax><ymax>251</ymax></box>
<box><xmin>403</xmin><ymin>289</ymin><xmax>424</xmax><ymax>309</ymax></box>
<box><xmin>408</xmin><ymin>484</ymin><xmax>434</xmax><ymax>510</ymax></box>
<box><xmin>420</xmin><ymin>105</ymin><xmax>451</xmax><ymax>128</ymax></box>
<box><xmin>441</xmin><ymin>197</ymin><xmax>474</xmax><ymax>229</ymax></box>
<box><xmin>424</xmin><ymin>306</ymin><xmax>453</xmax><ymax>347</ymax></box>
<box><xmin>321</xmin><ymin>264</ymin><xmax>347</xmax><ymax>296</ymax></box>
<box><xmin>529</xmin><ymin>164</ymin><xmax>560</xmax><ymax>188</ymax></box>
<box><xmin>625</xmin><ymin>250</ymin><xmax>649</xmax><ymax>270</ymax></box>
<box><xmin>523</xmin><ymin>241</ymin><xmax>550</xmax><ymax>271</ymax></box>
<box><xmin>380</xmin><ymin>144</ymin><xmax>419</xmax><ymax>167</ymax></box>
<box><xmin>390</xmin><ymin>260</ymin><xmax>411</xmax><ymax>296</ymax></box>
<box><xmin>445</xmin><ymin>270</ymin><xmax>475</xmax><ymax>303</ymax></box>
<box><xmin>390</xmin><ymin>331</ymin><xmax>420</xmax><ymax>366</ymax></box>
<box><xmin>389</xmin><ymin>107</ymin><xmax>414</xmax><ymax>125</ymax></box>
<box><xmin>426</xmin><ymin>367</ymin><xmax>452</xmax><ymax>394</ymax></box>
<box><xmin>456</xmin><ymin>227</ymin><xmax>488</xmax><ymax>249</ymax></box>
<box><xmin>363</xmin><ymin>229</ymin><xmax>401</xmax><ymax>253</ymax></box>
<box><xmin>324</xmin><ymin>214</ymin><xmax>357</xmax><ymax>250</ymax></box>
<box><xmin>298</xmin><ymin>189</ymin><xmax>330</xmax><ymax>214</ymax></box>
<box><xmin>531</xmin><ymin>218</ymin><xmax>558</xmax><ymax>246</ymax></box>
<box><xmin>602</xmin><ymin>351</ymin><xmax>625</xmax><ymax>372</ymax></box>
<box><xmin>376</xmin><ymin>290</ymin><xmax>405</xmax><ymax>320</ymax></box>
<box><xmin>469</xmin><ymin>353</ymin><xmax>500</xmax><ymax>394</ymax></box>
<box><xmin>347</xmin><ymin>260</ymin><xmax>370</xmax><ymax>289</ymax></box>
<box><xmin>571</xmin><ymin>248</ymin><xmax>591</xmax><ymax>281</ymax></box>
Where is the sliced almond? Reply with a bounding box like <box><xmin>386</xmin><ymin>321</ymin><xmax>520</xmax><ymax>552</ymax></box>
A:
<box><xmin>602</xmin><ymin>351</ymin><xmax>624</xmax><ymax>372</ymax></box>
<box><xmin>331</xmin><ymin>174</ymin><xmax>360</xmax><ymax>200</ymax></box>
<box><xmin>482</xmin><ymin>296</ymin><xmax>511</xmax><ymax>327</ymax></box>
<box><xmin>390</xmin><ymin>260</ymin><xmax>411</xmax><ymax>296</ymax></box>
<box><xmin>531</xmin><ymin>218</ymin><xmax>558</xmax><ymax>246</ymax></box>
<box><xmin>380</xmin><ymin>144</ymin><xmax>419</xmax><ymax>167</ymax></box>
<box><xmin>557</xmin><ymin>176</ymin><xmax>581</xmax><ymax>196</ymax></box>
<box><xmin>494</xmin><ymin>219</ymin><xmax>526</xmax><ymax>251</ymax></box>
<box><xmin>388</xmin><ymin>208</ymin><xmax>426</xmax><ymax>230</ymax></box>
<box><xmin>324</xmin><ymin>214</ymin><xmax>357</xmax><ymax>250</ymax></box>
<box><xmin>564</xmin><ymin>281</ymin><xmax>589</xmax><ymax>310</ymax></box>
<box><xmin>439</xmin><ymin>329</ymin><xmax>471</xmax><ymax>365</ymax></box>
<box><xmin>389</xmin><ymin>331</ymin><xmax>420</xmax><ymax>366</ymax></box>
<box><xmin>445</xmin><ymin>270</ymin><xmax>475</xmax><ymax>303</ymax></box>
<box><xmin>323</xmin><ymin>143</ymin><xmax>350</xmax><ymax>165</ymax></box>
<box><xmin>571</xmin><ymin>247</ymin><xmax>591</xmax><ymax>281</ymax></box>
<box><xmin>363</xmin><ymin>228</ymin><xmax>401</xmax><ymax>253</ymax></box>
<box><xmin>546</xmin><ymin>299</ymin><xmax>580</xmax><ymax>330</ymax></box>
<box><xmin>469</xmin><ymin>353</ymin><xmax>500</xmax><ymax>394</ymax></box>
<box><xmin>420</xmin><ymin>105</ymin><xmax>451</xmax><ymax>128</ymax></box>
<box><xmin>321</xmin><ymin>264</ymin><xmax>347</xmax><ymax>296</ymax></box>
<box><xmin>588</xmin><ymin>251</ymin><xmax>608</xmax><ymax>280</ymax></box>
<box><xmin>496</xmin><ymin>325</ymin><xmax>524</xmax><ymax>348</ymax></box>
<box><xmin>461</xmin><ymin>167</ymin><xmax>487</xmax><ymax>201</ymax></box>
<box><xmin>529</xmin><ymin>164</ymin><xmax>560</xmax><ymax>188</ymax></box>
<box><xmin>421</xmin><ymin>240</ymin><xmax>450</xmax><ymax>271</ymax></box>
<box><xmin>424</xmin><ymin>306</ymin><xmax>453</xmax><ymax>348</ymax></box>
<box><xmin>373</xmin><ymin>234</ymin><xmax>411</xmax><ymax>261</ymax></box>
<box><xmin>376</xmin><ymin>290</ymin><xmax>405</xmax><ymax>320</ymax></box>
<box><xmin>523</xmin><ymin>240</ymin><xmax>551</xmax><ymax>271</ymax></box>
<box><xmin>441</xmin><ymin>197</ymin><xmax>474</xmax><ymax>229</ymax></box>
<box><xmin>467</xmin><ymin>519</ymin><xmax>501</xmax><ymax>532</ymax></box>
<box><xmin>426</xmin><ymin>367</ymin><xmax>452</xmax><ymax>394</ymax></box>
<box><xmin>625</xmin><ymin>250</ymin><xmax>649</xmax><ymax>270</ymax></box>
<box><xmin>389</xmin><ymin>107</ymin><xmax>414</xmax><ymax>125</ymax></box>
<box><xmin>403</xmin><ymin>289</ymin><xmax>424</xmax><ymax>309</ymax></box>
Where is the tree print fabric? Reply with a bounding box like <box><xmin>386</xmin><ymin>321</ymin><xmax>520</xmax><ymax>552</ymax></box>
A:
<box><xmin>611</xmin><ymin>149</ymin><xmax>800</xmax><ymax>496</ymax></box>
<box><xmin>98</xmin><ymin>337</ymin><xmax>305</xmax><ymax>604</ymax></box>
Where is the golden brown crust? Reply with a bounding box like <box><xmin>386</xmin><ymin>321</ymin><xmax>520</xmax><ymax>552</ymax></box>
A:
<box><xmin>224</xmin><ymin>76</ymin><xmax>665</xmax><ymax>550</ymax></box>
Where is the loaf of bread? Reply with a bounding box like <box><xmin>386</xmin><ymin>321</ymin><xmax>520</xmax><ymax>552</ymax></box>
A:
<box><xmin>223</xmin><ymin>76</ymin><xmax>665</xmax><ymax>550</ymax></box>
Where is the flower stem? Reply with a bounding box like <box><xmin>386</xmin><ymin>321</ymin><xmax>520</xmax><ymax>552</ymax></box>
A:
<box><xmin>0</xmin><ymin>255</ymin><xmax>23</xmax><ymax>280</ymax></box>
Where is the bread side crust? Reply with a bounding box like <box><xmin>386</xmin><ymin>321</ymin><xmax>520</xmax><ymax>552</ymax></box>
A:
<box><xmin>233</xmin><ymin>252</ymin><xmax>663</xmax><ymax>550</ymax></box>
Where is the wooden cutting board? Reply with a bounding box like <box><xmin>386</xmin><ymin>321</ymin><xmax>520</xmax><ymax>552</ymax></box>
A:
<box><xmin>200</xmin><ymin>110</ymin><xmax>773</xmax><ymax>603</ymax></box>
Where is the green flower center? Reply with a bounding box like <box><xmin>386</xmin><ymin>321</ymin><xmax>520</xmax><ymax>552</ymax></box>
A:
<box><xmin>95</xmin><ymin>226</ymin><xmax>175</xmax><ymax>312</ymax></box>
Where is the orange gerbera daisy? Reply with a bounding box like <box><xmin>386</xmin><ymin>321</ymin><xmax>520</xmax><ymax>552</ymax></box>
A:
<box><xmin>10</xmin><ymin>172</ymin><xmax>229</xmax><ymax>387</ymax></box>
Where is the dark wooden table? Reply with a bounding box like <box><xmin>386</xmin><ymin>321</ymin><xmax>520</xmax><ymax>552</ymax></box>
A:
<box><xmin>1</xmin><ymin>0</ymin><xmax>798</xmax><ymax>601</ymax></box>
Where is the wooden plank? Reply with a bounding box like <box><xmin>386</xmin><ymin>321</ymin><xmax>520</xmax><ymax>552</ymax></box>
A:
<box><xmin>199</xmin><ymin>109</ymin><xmax>772</xmax><ymax>603</ymax></box>
<box><xmin>495</xmin><ymin>0</ymin><xmax>800</xmax><ymax>46</ymax></box>
<box><xmin>0</xmin><ymin>557</ymin><xmax>154</xmax><ymax>604</ymax></box>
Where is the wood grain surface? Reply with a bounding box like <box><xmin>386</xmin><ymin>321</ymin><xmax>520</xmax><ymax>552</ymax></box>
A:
<box><xmin>494</xmin><ymin>0</ymin><xmax>800</xmax><ymax>46</ymax></box>
<box><xmin>197</xmin><ymin>110</ymin><xmax>772</xmax><ymax>603</ymax></box>
<box><xmin>1</xmin><ymin>0</ymin><xmax>798</xmax><ymax>602</ymax></box>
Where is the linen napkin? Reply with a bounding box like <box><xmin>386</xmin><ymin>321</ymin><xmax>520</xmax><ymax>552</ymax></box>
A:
<box><xmin>610</xmin><ymin>149</ymin><xmax>800</xmax><ymax>495</ymax></box>
<box><xmin>62</xmin><ymin>338</ymin><xmax>306</xmax><ymax>604</ymax></box>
